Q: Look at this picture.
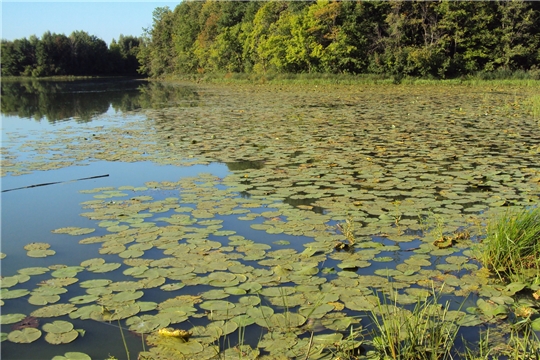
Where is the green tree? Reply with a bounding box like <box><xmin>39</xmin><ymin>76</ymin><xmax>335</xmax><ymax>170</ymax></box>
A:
<box><xmin>171</xmin><ymin>1</ymin><xmax>203</xmax><ymax>73</ymax></box>
<box><xmin>493</xmin><ymin>0</ymin><xmax>538</xmax><ymax>71</ymax></box>
<box><xmin>1</xmin><ymin>38</ymin><xmax>36</xmax><ymax>76</ymax></box>
<box><xmin>69</xmin><ymin>30</ymin><xmax>109</xmax><ymax>75</ymax></box>
<box><xmin>138</xmin><ymin>6</ymin><xmax>175</xmax><ymax>77</ymax></box>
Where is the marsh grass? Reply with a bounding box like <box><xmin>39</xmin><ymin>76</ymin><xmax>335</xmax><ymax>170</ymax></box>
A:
<box><xmin>368</xmin><ymin>286</ymin><xmax>461</xmax><ymax>360</ymax></box>
<box><xmin>479</xmin><ymin>207</ymin><xmax>540</xmax><ymax>282</ymax></box>
<box><xmin>503</xmin><ymin>324</ymin><xmax>540</xmax><ymax>360</ymax></box>
<box><xmin>464</xmin><ymin>325</ymin><xmax>540</xmax><ymax>360</ymax></box>
<box><xmin>164</xmin><ymin>72</ymin><xmax>540</xmax><ymax>87</ymax></box>
<box><xmin>527</xmin><ymin>94</ymin><xmax>540</xmax><ymax>119</ymax></box>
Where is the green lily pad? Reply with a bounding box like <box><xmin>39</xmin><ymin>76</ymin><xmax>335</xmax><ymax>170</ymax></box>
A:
<box><xmin>51</xmin><ymin>227</ymin><xmax>95</xmax><ymax>235</ymax></box>
<box><xmin>43</xmin><ymin>320</ymin><xmax>74</xmax><ymax>334</ymax></box>
<box><xmin>267</xmin><ymin>313</ymin><xmax>306</xmax><ymax>329</ymax></box>
<box><xmin>0</xmin><ymin>288</ymin><xmax>30</xmax><ymax>299</ymax></box>
<box><xmin>476</xmin><ymin>299</ymin><xmax>508</xmax><ymax>318</ymax></box>
<box><xmin>532</xmin><ymin>318</ymin><xmax>540</xmax><ymax>331</ymax></box>
<box><xmin>45</xmin><ymin>329</ymin><xmax>79</xmax><ymax>344</ymax></box>
<box><xmin>18</xmin><ymin>267</ymin><xmax>50</xmax><ymax>276</ymax></box>
<box><xmin>51</xmin><ymin>266</ymin><xmax>84</xmax><ymax>278</ymax></box>
<box><xmin>28</xmin><ymin>294</ymin><xmax>61</xmax><ymax>305</ymax></box>
<box><xmin>23</xmin><ymin>242</ymin><xmax>51</xmax><ymax>250</ymax></box>
<box><xmin>7</xmin><ymin>328</ymin><xmax>42</xmax><ymax>343</ymax></box>
<box><xmin>69</xmin><ymin>295</ymin><xmax>99</xmax><ymax>304</ymax></box>
<box><xmin>110</xmin><ymin>303</ymin><xmax>141</xmax><ymax>320</ymax></box>
<box><xmin>298</xmin><ymin>304</ymin><xmax>334</xmax><ymax>319</ymax></box>
<box><xmin>0</xmin><ymin>276</ymin><xmax>19</xmax><ymax>288</ymax></box>
<box><xmin>199</xmin><ymin>300</ymin><xmax>235</xmax><ymax>311</ymax></box>
<box><xmin>31</xmin><ymin>304</ymin><xmax>77</xmax><ymax>318</ymax></box>
<box><xmin>260</xmin><ymin>287</ymin><xmax>296</xmax><ymax>297</ymax></box>
<box><xmin>160</xmin><ymin>283</ymin><xmax>186</xmax><ymax>291</ymax></box>
<box><xmin>112</xmin><ymin>291</ymin><xmax>144</xmax><ymax>302</ymax></box>
<box><xmin>68</xmin><ymin>305</ymin><xmax>103</xmax><ymax>320</ymax></box>
<box><xmin>79</xmin><ymin>279</ymin><xmax>112</xmax><ymax>288</ymax></box>
<box><xmin>51</xmin><ymin>352</ymin><xmax>92</xmax><ymax>360</ymax></box>
<box><xmin>503</xmin><ymin>282</ymin><xmax>526</xmax><ymax>296</ymax></box>
<box><xmin>87</xmin><ymin>262</ymin><xmax>121</xmax><ymax>273</ymax></box>
<box><xmin>126</xmin><ymin>315</ymin><xmax>162</xmax><ymax>333</ymax></box>
<box><xmin>313</xmin><ymin>333</ymin><xmax>343</xmax><ymax>344</ymax></box>
<box><xmin>201</xmin><ymin>289</ymin><xmax>229</xmax><ymax>300</ymax></box>
<box><xmin>0</xmin><ymin>313</ymin><xmax>27</xmax><ymax>324</ymax></box>
<box><xmin>27</xmin><ymin>249</ymin><xmax>56</xmax><ymax>258</ymax></box>
<box><xmin>40</xmin><ymin>277</ymin><xmax>78</xmax><ymax>287</ymax></box>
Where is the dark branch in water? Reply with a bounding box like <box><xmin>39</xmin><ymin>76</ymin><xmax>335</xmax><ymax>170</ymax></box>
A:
<box><xmin>1</xmin><ymin>174</ymin><xmax>109</xmax><ymax>193</ymax></box>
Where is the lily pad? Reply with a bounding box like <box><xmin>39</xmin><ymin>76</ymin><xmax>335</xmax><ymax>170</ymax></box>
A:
<box><xmin>199</xmin><ymin>300</ymin><xmax>235</xmax><ymax>311</ymax></box>
<box><xmin>45</xmin><ymin>329</ymin><xmax>79</xmax><ymax>344</ymax></box>
<box><xmin>0</xmin><ymin>288</ymin><xmax>30</xmax><ymax>299</ymax></box>
<box><xmin>0</xmin><ymin>313</ymin><xmax>27</xmax><ymax>325</ymax></box>
<box><xmin>31</xmin><ymin>304</ymin><xmax>77</xmax><ymax>318</ymax></box>
<box><xmin>18</xmin><ymin>267</ymin><xmax>50</xmax><ymax>276</ymax></box>
<box><xmin>79</xmin><ymin>279</ymin><xmax>112</xmax><ymax>288</ymax></box>
<box><xmin>42</xmin><ymin>320</ymin><xmax>74</xmax><ymax>334</ymax></box>
<box><xmin>28</xmin><ymin>294</ymin><xmax>61</xmax><ymax>306</ymax></box>
<box><xmin>51</xmin><ymin>227</ymin><xmax>95</xmax><ymax>235</ymax></box>
<box><xmin>7</xmin><ymin>328</ymin><xmax>41</xmax><ymax>343</ymax></box>
<box><xmin>51</xmin><ymin>352</ymin><xmax>92</xmax><ymax>360</ymax></box>
<box><xmin>27</xmin><ymin>249</ymin><xmax>56</xmax><ymax>258</ymax></box>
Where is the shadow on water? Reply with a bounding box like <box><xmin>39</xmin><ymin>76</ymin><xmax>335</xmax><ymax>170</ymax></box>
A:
<box><xmin>0</xmin><ymin>78</ymin><xmax>200</xmax><ymax>123</ymax></box>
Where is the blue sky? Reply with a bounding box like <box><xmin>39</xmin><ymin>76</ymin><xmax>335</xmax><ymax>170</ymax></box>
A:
<box><xmin>2</xmin><ymin>1</ymin><xmax>179</xmax><ymax>45</ymax></box>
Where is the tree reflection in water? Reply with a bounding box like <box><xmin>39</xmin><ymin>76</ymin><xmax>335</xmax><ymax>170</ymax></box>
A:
<box><xmin>0</xmin><ymin>79</ymin><xmax>200</xmax><ymax>123</ymax></box>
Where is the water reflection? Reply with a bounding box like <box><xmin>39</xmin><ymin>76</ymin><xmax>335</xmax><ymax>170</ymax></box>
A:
<box><xmin>0</xmin><ymin>79</ymin><xmax>200</xmax><ymax>123</ymax></box>
<box><xmin>226</xmin><ymin>160</ymin><xmax>265</xmax><ymax>171</ymax></box>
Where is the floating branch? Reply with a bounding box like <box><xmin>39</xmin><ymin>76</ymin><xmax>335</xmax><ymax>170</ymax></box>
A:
<box><xmin>1</xmin><ymin>174</ymin><xmax>109</xmax><ymax>193</ymax></box>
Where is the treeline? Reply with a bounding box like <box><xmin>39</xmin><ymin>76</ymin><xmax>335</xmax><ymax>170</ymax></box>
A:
<box><xmin>1</xmin><ymin>31</ymin><xmax>141</xmax><ymax>77</ymax></box>
<box><xmin>138</xmin><ymin>0</ymin><xmax>540</xmax><ymax>78</ymax></box>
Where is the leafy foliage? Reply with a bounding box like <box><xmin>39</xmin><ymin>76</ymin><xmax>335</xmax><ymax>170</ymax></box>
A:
<box><xmin>1</xmin><ymin>31</ymin><xmax>142</xmax><ymax>77</ymax></box>
<box><xmin>137</xmin><ymin>0</ymin><xmax>540</xmax><ymax>78</ymax></box>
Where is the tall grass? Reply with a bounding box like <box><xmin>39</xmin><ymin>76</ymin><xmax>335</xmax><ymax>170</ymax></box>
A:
<box><xmin>368</xmin><ymin>286</ymin><xmax>461</xmax><ymax>360</ymax></box>
<box><xmin>464</xmin><ymin>326</ymin><xmax>540</xmax><ymax>359</ymax></box>
<box><xmin>527</xmin><ymin>94</ymin><xmax>540</xmax><ymax>119</ymax></box>
<box><xmin>163</xmin><ymin>72</ymin><xmax>540</xmax><ymax>87</ymax></box>
<box><xmin>479</xmin><ymin>207</ymin><xmax>540</xmax><ymax>282</ymax></box>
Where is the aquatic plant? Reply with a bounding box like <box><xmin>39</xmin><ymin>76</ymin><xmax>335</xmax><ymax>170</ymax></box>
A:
<box><xmin>479</xmin><ymin>207</ymin><xmax>540</xmax><ymax>283</ymax></box>
<box><xmin>368</xmin><ymin>286</ymin><xmax>461</xmax><ymax>360</ymax></box>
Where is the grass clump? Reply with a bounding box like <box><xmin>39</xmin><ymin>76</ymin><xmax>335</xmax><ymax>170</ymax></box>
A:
<box><xmin>368</xmin><ymin>287</ymin><xmax>461</xmax><ymax>360</ymax></box>
<box><xmin>464</xmin><ymin>325</ymin><xmax>540</xmax><ymax>360</ymax></box>
<box><xmin>527</xmin><ymin>94</ymin><xmax>540</xmax><ymax>119</ymax></box>
<box><xmin>479</xmin><ymin>207</ymin><xmax>540</xmax><ymax>282</ymax></box>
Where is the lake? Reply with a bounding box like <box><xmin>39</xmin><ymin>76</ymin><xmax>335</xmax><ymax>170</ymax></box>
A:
<box><xmin>1</xmin><ymin>78</ymin><xmax>539</xmax><ymax>359</ymax></box>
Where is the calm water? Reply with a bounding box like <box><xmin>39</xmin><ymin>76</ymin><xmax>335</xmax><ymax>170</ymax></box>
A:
<box><xmin>2</xmin><ymin>79</ymin><xmax>539</xmax><ymax>359</ymax></box>
<box><xmin>1</xmin><ymin>79</ymin><xmax>227</xmax><ymax>359</ymax></box>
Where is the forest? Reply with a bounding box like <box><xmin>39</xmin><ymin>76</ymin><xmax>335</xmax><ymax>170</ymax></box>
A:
<box><xmin>1</xmin><ymin>31</ymin><xmax>141</xmax><ymax>77</ymax></box>
<box><xmin>2</xmin><ymin>0</ymin><xmax>540</xmax><ymax>79</ymax></box>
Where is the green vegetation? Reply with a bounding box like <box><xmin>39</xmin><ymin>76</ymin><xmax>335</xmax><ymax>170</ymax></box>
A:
<box><xmin>527</xmin><ymin>94</ymin><xmax>540</xmax><ymax>119</ymax></box>
<box><xmin>139</xmin><ymin>0</ymin><xmax>540</xmax><ymax>79</ymax></box>
<box><xmin>3</xmin><ymin>81</ymin><xmax>540</xmax><ymax>358</ymax></box>
<box><xmin>368</xmin><ymin>288</ymin><xmax>461</xmax><ymax>360</ymax></box>
<box><xmin>4</xmin><ymin>1</ymin><xmax>540</xmax><ymax>80</ymax></box>
<box><xmin>1</xmin><ymin>32</ymin><xmax>141</xmax><ymax>77</ymax></box>
<box><xmin>479</xmin><ymin>207</ymin><xmax>540</xmax><ymax>283</ymax></box>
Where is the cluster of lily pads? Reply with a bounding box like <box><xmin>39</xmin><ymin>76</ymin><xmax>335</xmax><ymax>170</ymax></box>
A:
<box><xmin>2</xmin><ymin>83</ymin><xmax>540</xmax><ymax>358</ymax></box>
<box><xmin>0</xmin><ymin>174</ymin><xmax>537</xmax><ymax>358</ymax></box>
